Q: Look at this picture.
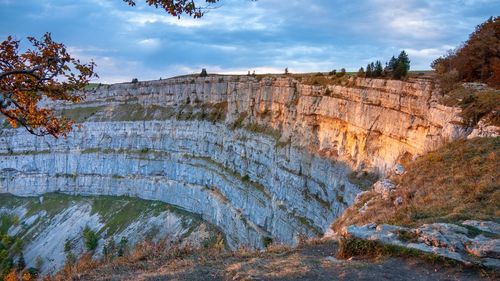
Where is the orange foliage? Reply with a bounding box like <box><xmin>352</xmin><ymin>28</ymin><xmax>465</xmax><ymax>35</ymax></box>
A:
<box><xmin>21</xmin><ymin>272</ymin><xmax>32</xmax><ymax>281</ymax></box>
<box><xmin>123</xmin><ymin>0</ymin><xmax>220</xmax><ymax>18</ymax></box>
<box><xmin>0</xmin><ymin>33</ymin><xmax>96</xmax><ymax>138</ymax></box>
<box><xmin>432</xmin><ymin>17</ymin><xmax>500</xmax><ymax>88</ymax></box>
<box><xmin>3</xmin><ymin>269</ymin><xmax>18</xmax><ymax>281</ymax></box>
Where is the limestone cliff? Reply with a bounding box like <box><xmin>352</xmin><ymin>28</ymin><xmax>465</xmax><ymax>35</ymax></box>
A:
<box><xmin>0</xmin><ymin>75</ymin><xmax>467</xmax><ymax>248</ymax></box>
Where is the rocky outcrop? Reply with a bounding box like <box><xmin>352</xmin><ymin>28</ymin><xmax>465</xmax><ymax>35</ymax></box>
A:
<box><xmin>343</xmin><ymin>222</ymin><xmax>500</xmax><ymax>268</ymax></box>
<box><xmin>0</xmin><ymin>75</ymin><xmax>468</xmax><ymax>248</ymax></box>
<box><xmin>0</xmin><ymin>194</ymin><xmax>216</xmax><ymax>274</ymax></box>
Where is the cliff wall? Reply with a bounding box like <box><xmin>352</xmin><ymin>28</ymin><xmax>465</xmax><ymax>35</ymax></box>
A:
<box><xmin>0</xmin><ymin>75</ymin><xmax>465</xmax><ymax>248</ymax></box>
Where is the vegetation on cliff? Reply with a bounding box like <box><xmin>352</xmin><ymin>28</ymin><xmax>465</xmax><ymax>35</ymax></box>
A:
<box><xmin>432</xmin><ymin>16</ymin><xmax>499</xmax><ymax>88</ymax></box>
<box><xmin>333</xmin><ymin>137</ymin><xmax>499</xmax><ymax>231</ymax></box>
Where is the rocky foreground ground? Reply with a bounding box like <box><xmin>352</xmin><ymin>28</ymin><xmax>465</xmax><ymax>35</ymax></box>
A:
<box><xmin>53</xmin><ymin>240</ymin><xmax>494</xmax><ymax>281</ymax></box>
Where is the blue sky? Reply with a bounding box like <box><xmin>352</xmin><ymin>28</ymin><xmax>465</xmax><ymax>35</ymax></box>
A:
<box><xmin>0</xmin><ymin>0</ymin><xmax>498</xmax><ymax>83</ymax></box>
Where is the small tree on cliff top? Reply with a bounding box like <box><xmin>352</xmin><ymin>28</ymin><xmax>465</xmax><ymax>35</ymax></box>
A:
<box><xmin>393</xmin><ymin>50</ymin><xmax>410</xmax><ymax>79</ymax></box>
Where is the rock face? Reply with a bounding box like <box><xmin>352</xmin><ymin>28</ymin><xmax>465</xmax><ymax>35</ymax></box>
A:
<box><xmin>0</xmin><ymin>194</ymin><xmax>216</xmax><ymax>274</ymax></box>
<box><xmin>0</xmin><ymin>75</ymin><xmax>467</xmax><ymax>248</ymax></box>
<box><xmin>343</xmin><ymin>222</ymin><xmax>500</xmax><ymax>268</ymax></box>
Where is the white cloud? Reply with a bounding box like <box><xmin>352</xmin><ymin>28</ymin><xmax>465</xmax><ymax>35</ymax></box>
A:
<box><xmin>137</xmin><ymin>38</ymin><xmax>161</xmax><ymax>49</ymax></box>
<box><xmin>124</xmin><ymin>12</ymin><xmax>207</xmax><ymax>28</ymax></box>
<box><xmin>405</xmin><ymin>45</ymin><xmax>455</xmax><ymax>59</ymax></box>
<box><xmin>114</xmin><ymin>0</ymin><xmax>282</xmax><ymax>32</ymax></box>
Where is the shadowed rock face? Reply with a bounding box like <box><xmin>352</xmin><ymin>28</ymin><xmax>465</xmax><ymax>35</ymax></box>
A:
<box><xmin>0</xmin><ymin>194</ymin><xmax>215</xmax><ymax>275</ymax></box>
<box><xmin>0</xmin><ymin>75</ymin><xmax>466</xmax><ymax>248</ymax></box>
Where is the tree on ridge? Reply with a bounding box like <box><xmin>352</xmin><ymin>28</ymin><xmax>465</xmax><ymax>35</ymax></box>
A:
<box><xmin>0</xmin><ymin>34</ymin><xmax>96</xmax><ymax>138</ymax></box>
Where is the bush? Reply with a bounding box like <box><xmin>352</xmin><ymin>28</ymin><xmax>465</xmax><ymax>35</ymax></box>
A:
<box><xmin>131</xmin><ymin>78</ymin><xmax>138</xmax><ymax>83</ymax></box>
<box><xmin>64</xmin><ymin>239</ymin><xmax>71</xmax><ymax>253</ymax></box>
<box><xmin>118</xmin><ymin>237</ymin><xmax>128</xmax><ymax>257</ymax></box>
<box><xmin>34</xmin><ymin>256</ymin><xmax>43</xmax><ymax>271</ymax></box>
<box><xmin>437</xmin><ymin>69</ymin><xmax>460</xmax><ymax>93</ymax></box>
<box><xmin>337</xmin><ymin>237</ymin><xmax>380</xmax><ymax>259</ymax></box>
<box><xmin>357</xmin><ymin>67</ymin><xmax>365</xmax><ymax>77</ymax></box>
<box><xmin>82</xmin><ymin>227</ymin><xmax>99</xmax><ymax>252</ymax></box>
<box><xmin>336</xmin><ymin>68</ymin><xmax>346</xmax><ymax>77</ymax></box>
<box><xmin>262</xmin><ymin>237</ymin><xmax>273</xmax><ymax>248</ymax></box>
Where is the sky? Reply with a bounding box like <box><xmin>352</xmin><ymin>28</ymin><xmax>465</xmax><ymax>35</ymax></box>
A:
<box><xmin>0</xmin><ymin>0</ymin><xmax>498</xmax><ymax>83</ymax></box>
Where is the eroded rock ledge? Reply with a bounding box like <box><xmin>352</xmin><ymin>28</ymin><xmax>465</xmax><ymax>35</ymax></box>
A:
<box><xmin>0</xmin><ymin>75</ymin><xmax>467</xmax><ymax>248</ymax></box>
<box><xmin>342</xmin><ymin>221</ymin><xmax>500</xmax><ymax>268</ymax></box>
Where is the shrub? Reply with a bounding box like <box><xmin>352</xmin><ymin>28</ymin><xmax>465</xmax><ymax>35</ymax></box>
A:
<box><xmin>336</xmin><ymin>68</ymin><xmax>346</xmax><ymax>77</ymax></box>
<box><xmin>337</xmin><ymin>237</ymin><xmax>380</xmax><ymax>259</ymax></box>
<box><xmin>118</xmin><ymin>237</ymin><xmax>128</xmax><ymax>257</ymax></box>
<box><xmin>230</xmin><ymin>112</ymin><xmax>248</xmax><ymax>130</ymax></box>
<box><xmin>262</xmin><ymin>237</ymin><xmax>273</xmax><ymax>248</ymax></box>
<box><xmin>437</xmin><ymin>69</ymin><xmax>460</xmax><ymax>93</ymax></box>
<box><xmin>131</xmin><ymin>78</ymin><xmax>138</xmax><ymax>83</ymax></box>
<box><xmin>82</xmin><ymin>227</ymin><xmax>99</xmax><ymax>252</ymax></box>
<box><xmin>64</xmin><ymin>239</ymin><xmax>71</xmax><ymax>253</ymax></box>
<box><xmin>357</xmin><ymin>67</ymin><xmax>365</xmax><ymax>77</ymax></box>
<box><xmin>16</xmin><ymin>252</ymin><xmax>25</xmax><ymax>271</ymax></box>
<box><xmin>34</xmin><ymin>256</ymin><xmax>43</xmax><ymax>271</ymax></box>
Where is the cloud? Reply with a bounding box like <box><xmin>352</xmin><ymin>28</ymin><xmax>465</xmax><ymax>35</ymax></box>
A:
<box><xmin>137</xmin><ymin>38</ymin><xmax>161</xmax><ymax>49</ymax></box>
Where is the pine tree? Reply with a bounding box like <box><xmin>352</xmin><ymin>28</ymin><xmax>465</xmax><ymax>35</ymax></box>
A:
<box><xmin>366</xmin><ymin>63</ymin><xmax>372</xmax><ymax>78</ymax></box>
<box><xmin>387</xmin><ymin>56</ymin><xmax>397</xmax><ymax>72</ymax></box>
<box><xmin>374</xmin><ymin>61</ymin><xmax>383</xmax><ymax>77</ymax></box>
<box><xmin>393</xmin><ymin>51</ymin><xmax>411</xmax><ymax>80</ymax></box>
<box><xmin>17</xmin><ymin>253</ymin><xmax>25</xmax><ymax>271</ymax></box>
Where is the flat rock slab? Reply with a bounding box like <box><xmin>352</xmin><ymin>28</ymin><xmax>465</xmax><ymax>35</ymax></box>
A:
<box><xmin>344</xmin><ymin>221</ymin><xmax>500</xmax><ymax>269</ymax></box>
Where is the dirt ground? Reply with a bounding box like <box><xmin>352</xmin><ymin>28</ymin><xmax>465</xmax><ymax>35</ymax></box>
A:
<box><xmin>77</xmin><ymin>240</ymin><xmax>493</xmax><ymax>281</ymax></box>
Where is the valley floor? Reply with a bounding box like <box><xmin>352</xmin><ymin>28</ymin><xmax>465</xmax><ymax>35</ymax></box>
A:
<box><xmin>59</xmin><ymin>240</ymin><xmax>491</xmax><ymax>281</ymax></box>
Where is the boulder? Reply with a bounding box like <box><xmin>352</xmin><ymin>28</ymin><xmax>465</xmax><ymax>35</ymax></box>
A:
<box><xmin>393</xmin><ymin>196</ymin><xmax>403</xmax><ymax>206</ymax></box>
<box><xmin>343</xmin><ymin>221</ymin><xmax>500</xmax><ymax>269</ymax></box>
<box><xmin>393</xmin><ymin>164</ymin><xmax>405</xmax><ymax>175</ymax></box>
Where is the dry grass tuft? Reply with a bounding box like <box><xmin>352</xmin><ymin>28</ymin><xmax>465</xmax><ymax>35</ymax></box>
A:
<box><xmin>440</xmin><ymin>87</ymin><xmax>500</xmax><ymax>126</ymax></box>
